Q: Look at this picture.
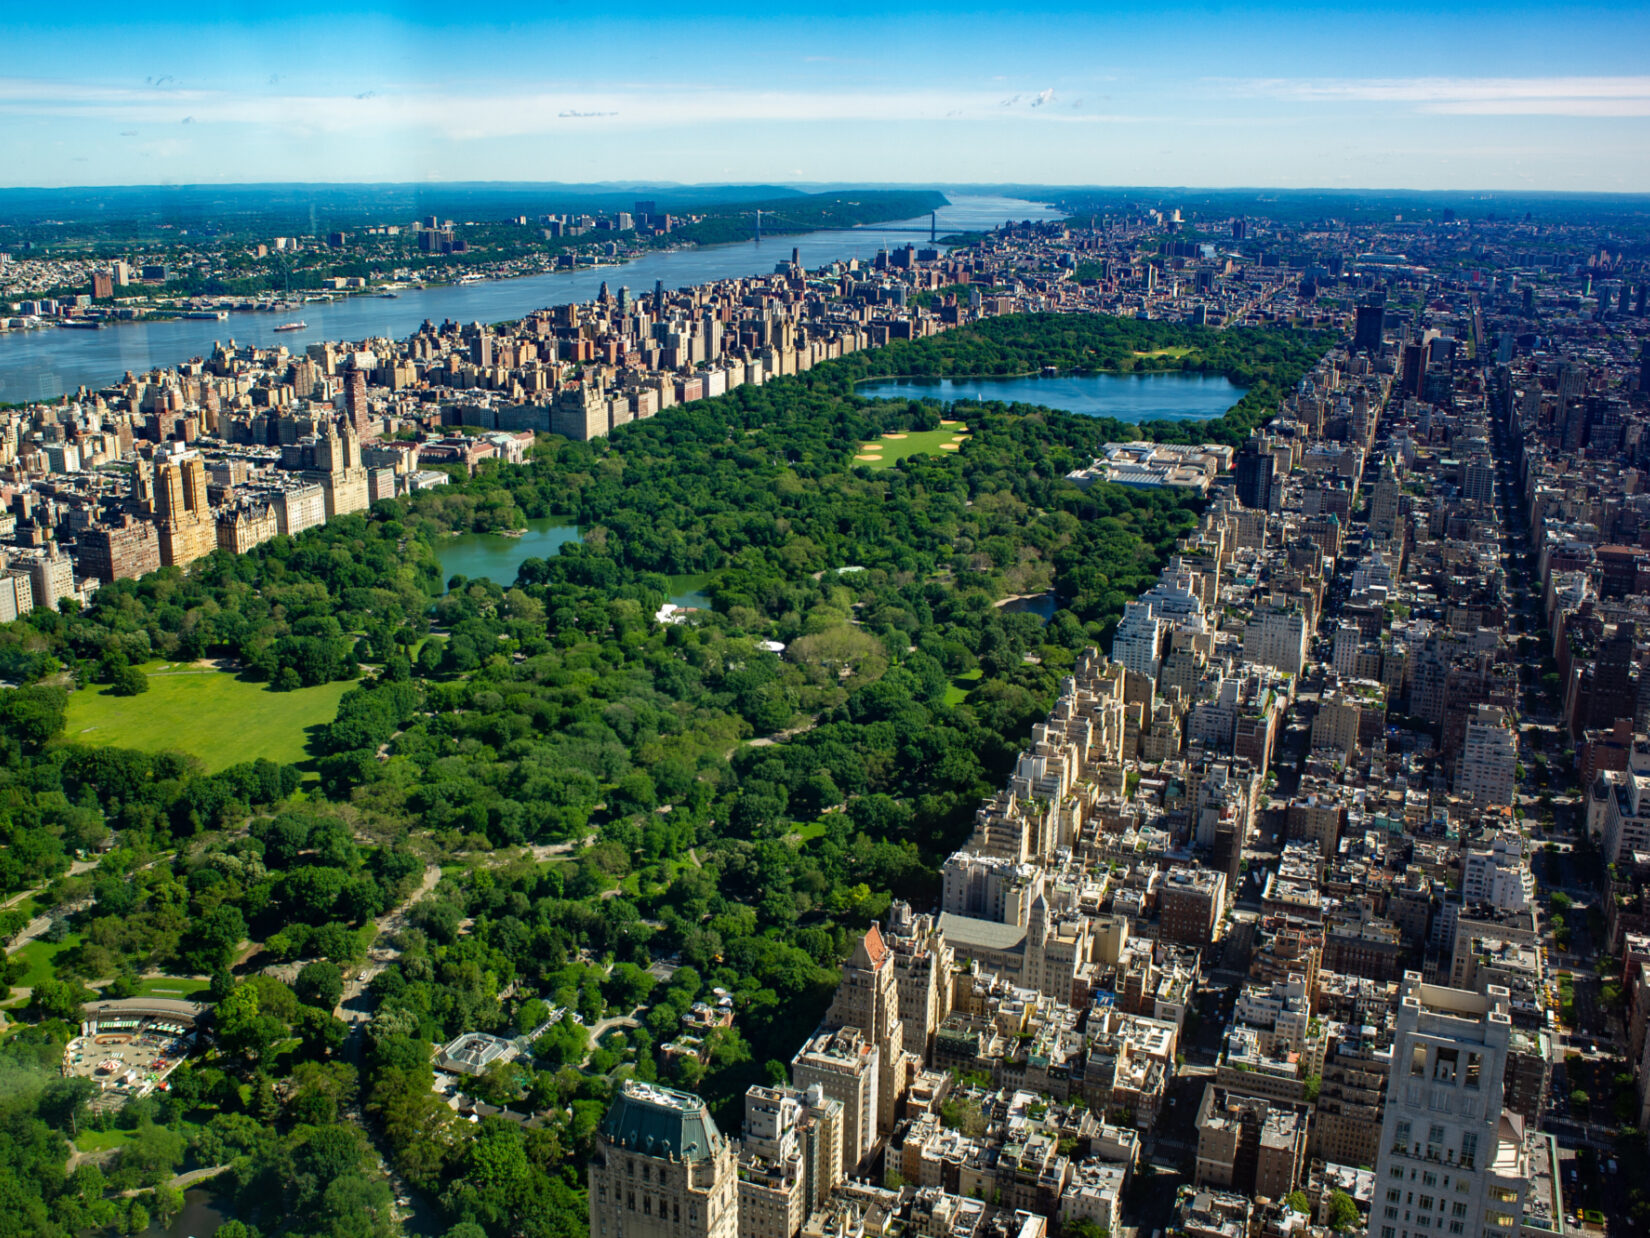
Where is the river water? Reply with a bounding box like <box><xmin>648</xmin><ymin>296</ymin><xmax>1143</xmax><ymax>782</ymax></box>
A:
<box><xmin>0</xmin><ymin>194</ymin><xmax>1059</xmax><ymax>404</ymax></box>
<box><xmin>855</xmin><ymin>372</ymin><xmax>1245</xmax><ymax>422</ymax></box>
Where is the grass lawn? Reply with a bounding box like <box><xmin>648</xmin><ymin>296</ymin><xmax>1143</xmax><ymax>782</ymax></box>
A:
<box><xmin>854</xmin><ymin>426</ymin><xmax>970</xmax><ymax>469</ymax></box>
<box><xmin>75</xmin><ymin>1128</ymin><xmax>140</xmax><ymax>1153</ymax></box>
<box><xmin>12</xmin><ymin>934</ymin><xmax>82</xmax><ymax>988</ymax></box>
<box><xmin>63</xmin><ymin>666</ymin><xmax>351</xmax><ymax>773</ymax></box>
<box><xmin>134</xmin><ymin>975</ymin><xmax>211</xmax><ymax>1000</ymax></box>
<box><xmin>791</xmin><ymin>821</ymin><xmax>829</xmax><ymax>843</ymax></box>
<box><xmin>1133</xmin><ymin>346</ymin><xmax>1196</xmax><ymax>359</ymax></box>
<box><xmin>76</xmin><ymin>1116</ymin><xmax>206</xmax><ymax>1155</ymax></box>
<box><xmin>942</xmin><ymin>668</ymin><xmax>984</xmax><ymax>707</ymax></box>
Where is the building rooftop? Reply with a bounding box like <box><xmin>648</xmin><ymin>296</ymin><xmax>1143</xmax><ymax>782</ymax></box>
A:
<box><xmin>600</xmin><ymin>1080</ymin><xmax>723</xmax><ymax>1162</ymax></box>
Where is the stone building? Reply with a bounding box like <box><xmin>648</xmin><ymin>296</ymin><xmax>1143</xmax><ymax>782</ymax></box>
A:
<box><xmin>589</xmin><ymin>1081</ymin><xmax>738</xmax><ymax>1238</ymax></box>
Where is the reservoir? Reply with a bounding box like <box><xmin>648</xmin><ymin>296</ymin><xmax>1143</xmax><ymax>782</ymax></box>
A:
<box><xmin>855</xmin><ymin>371</ymin><xmax>1245</xmax><ymax>423</ymax></box>
<box><xmin>435</xmin><ymin>517</ymin><xmax>710</xmax><ymax>607</ymax></box>
<box><xmin>0</xmin><ymin>194</ymin><xmax>1059</xmax><ymax>404</ymax></box>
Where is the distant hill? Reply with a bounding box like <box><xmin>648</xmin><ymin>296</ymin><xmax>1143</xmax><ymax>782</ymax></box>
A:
<box><xmin>0</xmin><ymin>181</ymin><xmax>813</xmax><ymax>236</ymax></box>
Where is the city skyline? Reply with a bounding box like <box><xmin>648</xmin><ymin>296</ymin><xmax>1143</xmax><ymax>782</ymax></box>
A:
<box><xmin>5</xmin><ymin>0</ymin><xmax>1650</xmax><ymax>190</ymax></box>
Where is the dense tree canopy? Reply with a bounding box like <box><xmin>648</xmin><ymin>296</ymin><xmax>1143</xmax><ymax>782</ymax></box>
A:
<box><xmin>0</xmin><ymin>312</ymin><xmax>1334</xmax><ymax>1237</ymax></box>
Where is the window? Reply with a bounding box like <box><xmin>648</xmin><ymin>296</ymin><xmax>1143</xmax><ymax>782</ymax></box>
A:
<box><xmin>1423</xmin><ymin>1172</ymin><xmax>1438</xmax><ymax>1187</ymax></box>
<box><xmin>1389</xmin><ymin>1190</ymin><xmax>1402</xmax><ymax>1203</ymax></box>
<box><xmin>1427</xmin><ymin>1124</ymin><xmax>1445</xmax><ymax>1159</ymax></box>
<box><xmin>1452</xmin><ymin>1203</ymin><xmax>1467</xmax><ymax>1218</ymax></box>
<box><xmin>1386</xmin><ymin>1208</ymin><xmax>1399</xmax><ymax>1220</ymax></box>
<box><xmin>1434</xmin><ymin>1048</ymin><xmax>1459</xmax><ymax>1082</ymax></box>
<box><xmin>1396</xmin><ymin>1119</ymin><xmax>1413</xmax><ymax>1151</ymax></box>
<box><xmin>1392</xmin><ymin>1168</ymin><xmax>1407</xmax><ymax>1180</ymax></box>
<box><xmin>1459</xmin><ymin>1132</ymin><xmax>1478</xmax><ymax>1169</ymax></box>
<box><xmin>1419</xmin><ymin>1196</ymin><xmax>1434</xmax><ymax>1211</ymax></box>
<box><xmin>1465</xmin><ymin>1053</ymin><xmax>1482</xmax><ymax>1090</ymax></box>
<box><xmin>1448</xmin><ymin>1224</ymin><xmax>1463</xmax><ymax>1235</ymax></box>
<box><xmin>1411</xmin><ymin>1044</ymin><xmax>1429</xmax><ymax>1076</ymax></box>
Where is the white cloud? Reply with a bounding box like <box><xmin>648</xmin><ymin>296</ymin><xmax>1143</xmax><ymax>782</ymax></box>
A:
<box><xmin>1229</xmin><ymin>75</ymin><xmax>1650</xmax><ymax>116</ymax></box>
<box><xmin>0</xmin><ymin>76</ymin><xmax>1140</xmax><ymax>138</ymax></box>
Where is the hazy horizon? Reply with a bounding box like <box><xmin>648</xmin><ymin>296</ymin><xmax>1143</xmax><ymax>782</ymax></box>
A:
<box><xmin>7</xmin><ymin>0</ymin><xmax>1649</xmax><ymax>192</ymax></box>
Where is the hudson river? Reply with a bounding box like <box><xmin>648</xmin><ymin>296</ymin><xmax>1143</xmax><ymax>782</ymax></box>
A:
<box><xmin>0</xmin><ymin>195</ymin><xmax>1058</xmax><ymax>404</ymax></box>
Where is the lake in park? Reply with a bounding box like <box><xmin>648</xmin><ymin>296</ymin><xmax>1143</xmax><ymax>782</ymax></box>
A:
<box><xmin>855</xmin><ymin>371</ymin><xmax>1244</xmax><ymax>423</ymax></box>
<box><xmin>436</xmin><ymin>516</ymin><xmax>710</xmax><ymax>607</ymax></box>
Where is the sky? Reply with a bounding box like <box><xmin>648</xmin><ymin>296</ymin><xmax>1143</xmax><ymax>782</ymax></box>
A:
<box><xmin>4</xmin><ymin>1</ymin><xmax>1650</xmax><ymax>191</ymax></box>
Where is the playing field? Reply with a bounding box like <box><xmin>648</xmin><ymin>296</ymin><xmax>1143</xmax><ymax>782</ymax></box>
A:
<box><xmin>62</xmin><ymin>665</ymin><xmax>350</xmax><ymax>772</ymax></box>
<box><xmin>854</xmin><ymin>424</ymin><xmax>970</xmax><ymax>469</ymax></box>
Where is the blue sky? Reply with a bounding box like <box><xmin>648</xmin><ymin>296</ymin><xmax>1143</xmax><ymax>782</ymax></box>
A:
<box><xmin>5</xmin><ymin>1</ymin><xmax>1649</xmax><ymax>190</ymax></box>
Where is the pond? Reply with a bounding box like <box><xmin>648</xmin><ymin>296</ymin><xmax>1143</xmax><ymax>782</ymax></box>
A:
<box><xmin>141</xmin><ymin>1188</ymin><xmax>225</xmax><ymax>1238</ymax></box>
<box><xmin>435</xmin><ymin>518</ymin><xmax>713</xmax><ymax>608</ymax></box>
<box><xmin>998</xmin><ymin>592</ymin><xmax>1058</xmax><ymax>622</ymax></box>
<box><xmin>855</xmin><ymin>371</ymin><xmax>1245</xmax><ymax>423</ymax></box>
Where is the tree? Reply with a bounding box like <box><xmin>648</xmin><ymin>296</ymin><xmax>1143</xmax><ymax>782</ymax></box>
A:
<box><xmin>533</xmin><ymin>1017</ymin><xmax>589</xmax><ymax>1068</ymax></box>
<box><xmin>38</xmin><ymin>1076</ymin><xmax>96</xmax><ymax>1133</ymax></box>
<box><xmin>31</xmin><ymin>977</ymin><xmax>89</xmax><ymax>1022</ymax></box>
<box><xmin>939</xmin><ymin>1095</ymin><xmax>988</xmax><ymax>1138</ymax></box>
<box><xmin>296</xmin><ymin>960</ymin><xmax>345</xmax><ymax>1011</ymax></box>
<box><xmin>1571</xmin><ymin>1089</ymin><xmax>1591</xmax><ymax>1109</ymax></box>
<box><xmin>1284</xmin><ymin>1190</ymin><xmax>1311</xmax><ymax>1215</ymax></box>
<box><xmin>1327</xmin><ymin>1189</ymin><xmax>1360</xmax><ymax>1231</ymax></box>
<box><xmin>216</xmin><ymin>982</ymin><xmax>282</xmax><ymax>1065</ymax></box>
<box><xmin>109</xmin><ymin>664</ymin><xmax>149</xmax><ymax>696</ymax></box>
<box><xmin>185</xmin><ymin>904</ymin><xmax>246</xmax><ymax>974</ymax></box>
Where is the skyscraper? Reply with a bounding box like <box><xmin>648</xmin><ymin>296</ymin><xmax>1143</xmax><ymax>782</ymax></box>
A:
<box><xmin>1354</xmin><ymin>303</ymin><xmax>1387</xmax><ymax>354</ymax></box>
<box><xmin>1372</xmin><ymin>977</ymin><xmax>1530</xmax><ymax>1238</ymax></box>
<box><xmin>1235</xmin><ymin>439</ymin><xmax>1274</xmax><ymax>510</ymax></box>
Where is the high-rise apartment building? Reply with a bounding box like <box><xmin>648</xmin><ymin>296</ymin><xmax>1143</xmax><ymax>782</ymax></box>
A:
<box><xmin>1455</xmin><ymin>706</ymin><xmax>1516</xmax><ymax>807</ymax></box>
<box><xmin>737</xmin><ymin>1085</ymin><xmax>844</xmax><ymax>1238</ymax></box>
<box><xmin>1354</xmin><ymin>303</ymin><xmax>1387</xmax><ymax>354</ymax></box>
<box><xmin>153</xmin><ymin>450</ymin><xmax>217</xmax><ymax>569</ymax></box>
<box><xmin>1372</xmin><ymin>977</ymin><xmax>1529</xmax><ymax>1238</ymax></box>
<box><xmin>1112</xmin><ymin>600</ymin><xmax>1166</xmax><ymax>681</ymax></box>
<box><xmin>1235</xmin><ymin>440</ymin><xmax>1275</xmax><ymax>511</ymax></box>
<box><xmin>789</xmin><ymin>1026</ymin><xmax>878</xmax><ymax>1177</ymax></box>
<box><xmin>589</xmin><ymin>1081</ymin><xmax>739</xmax><ymax>1238</ymax></box>
<box><xmin>819</xmin><ymin>925</ymin><xmax>915</xmax><ymax>1154</ymax></box>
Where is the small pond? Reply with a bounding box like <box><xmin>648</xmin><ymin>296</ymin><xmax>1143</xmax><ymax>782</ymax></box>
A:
<box><xmin>436</xmin><ymin>518</ymin><xmax>712</xmax><ymax>608</ymax></box>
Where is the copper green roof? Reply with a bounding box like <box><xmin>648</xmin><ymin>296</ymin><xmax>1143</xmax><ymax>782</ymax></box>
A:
<box><xmin>600</xmin><ymin>1081</ymin><xmax>721</xmax><ymax>1162</ymax></box>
